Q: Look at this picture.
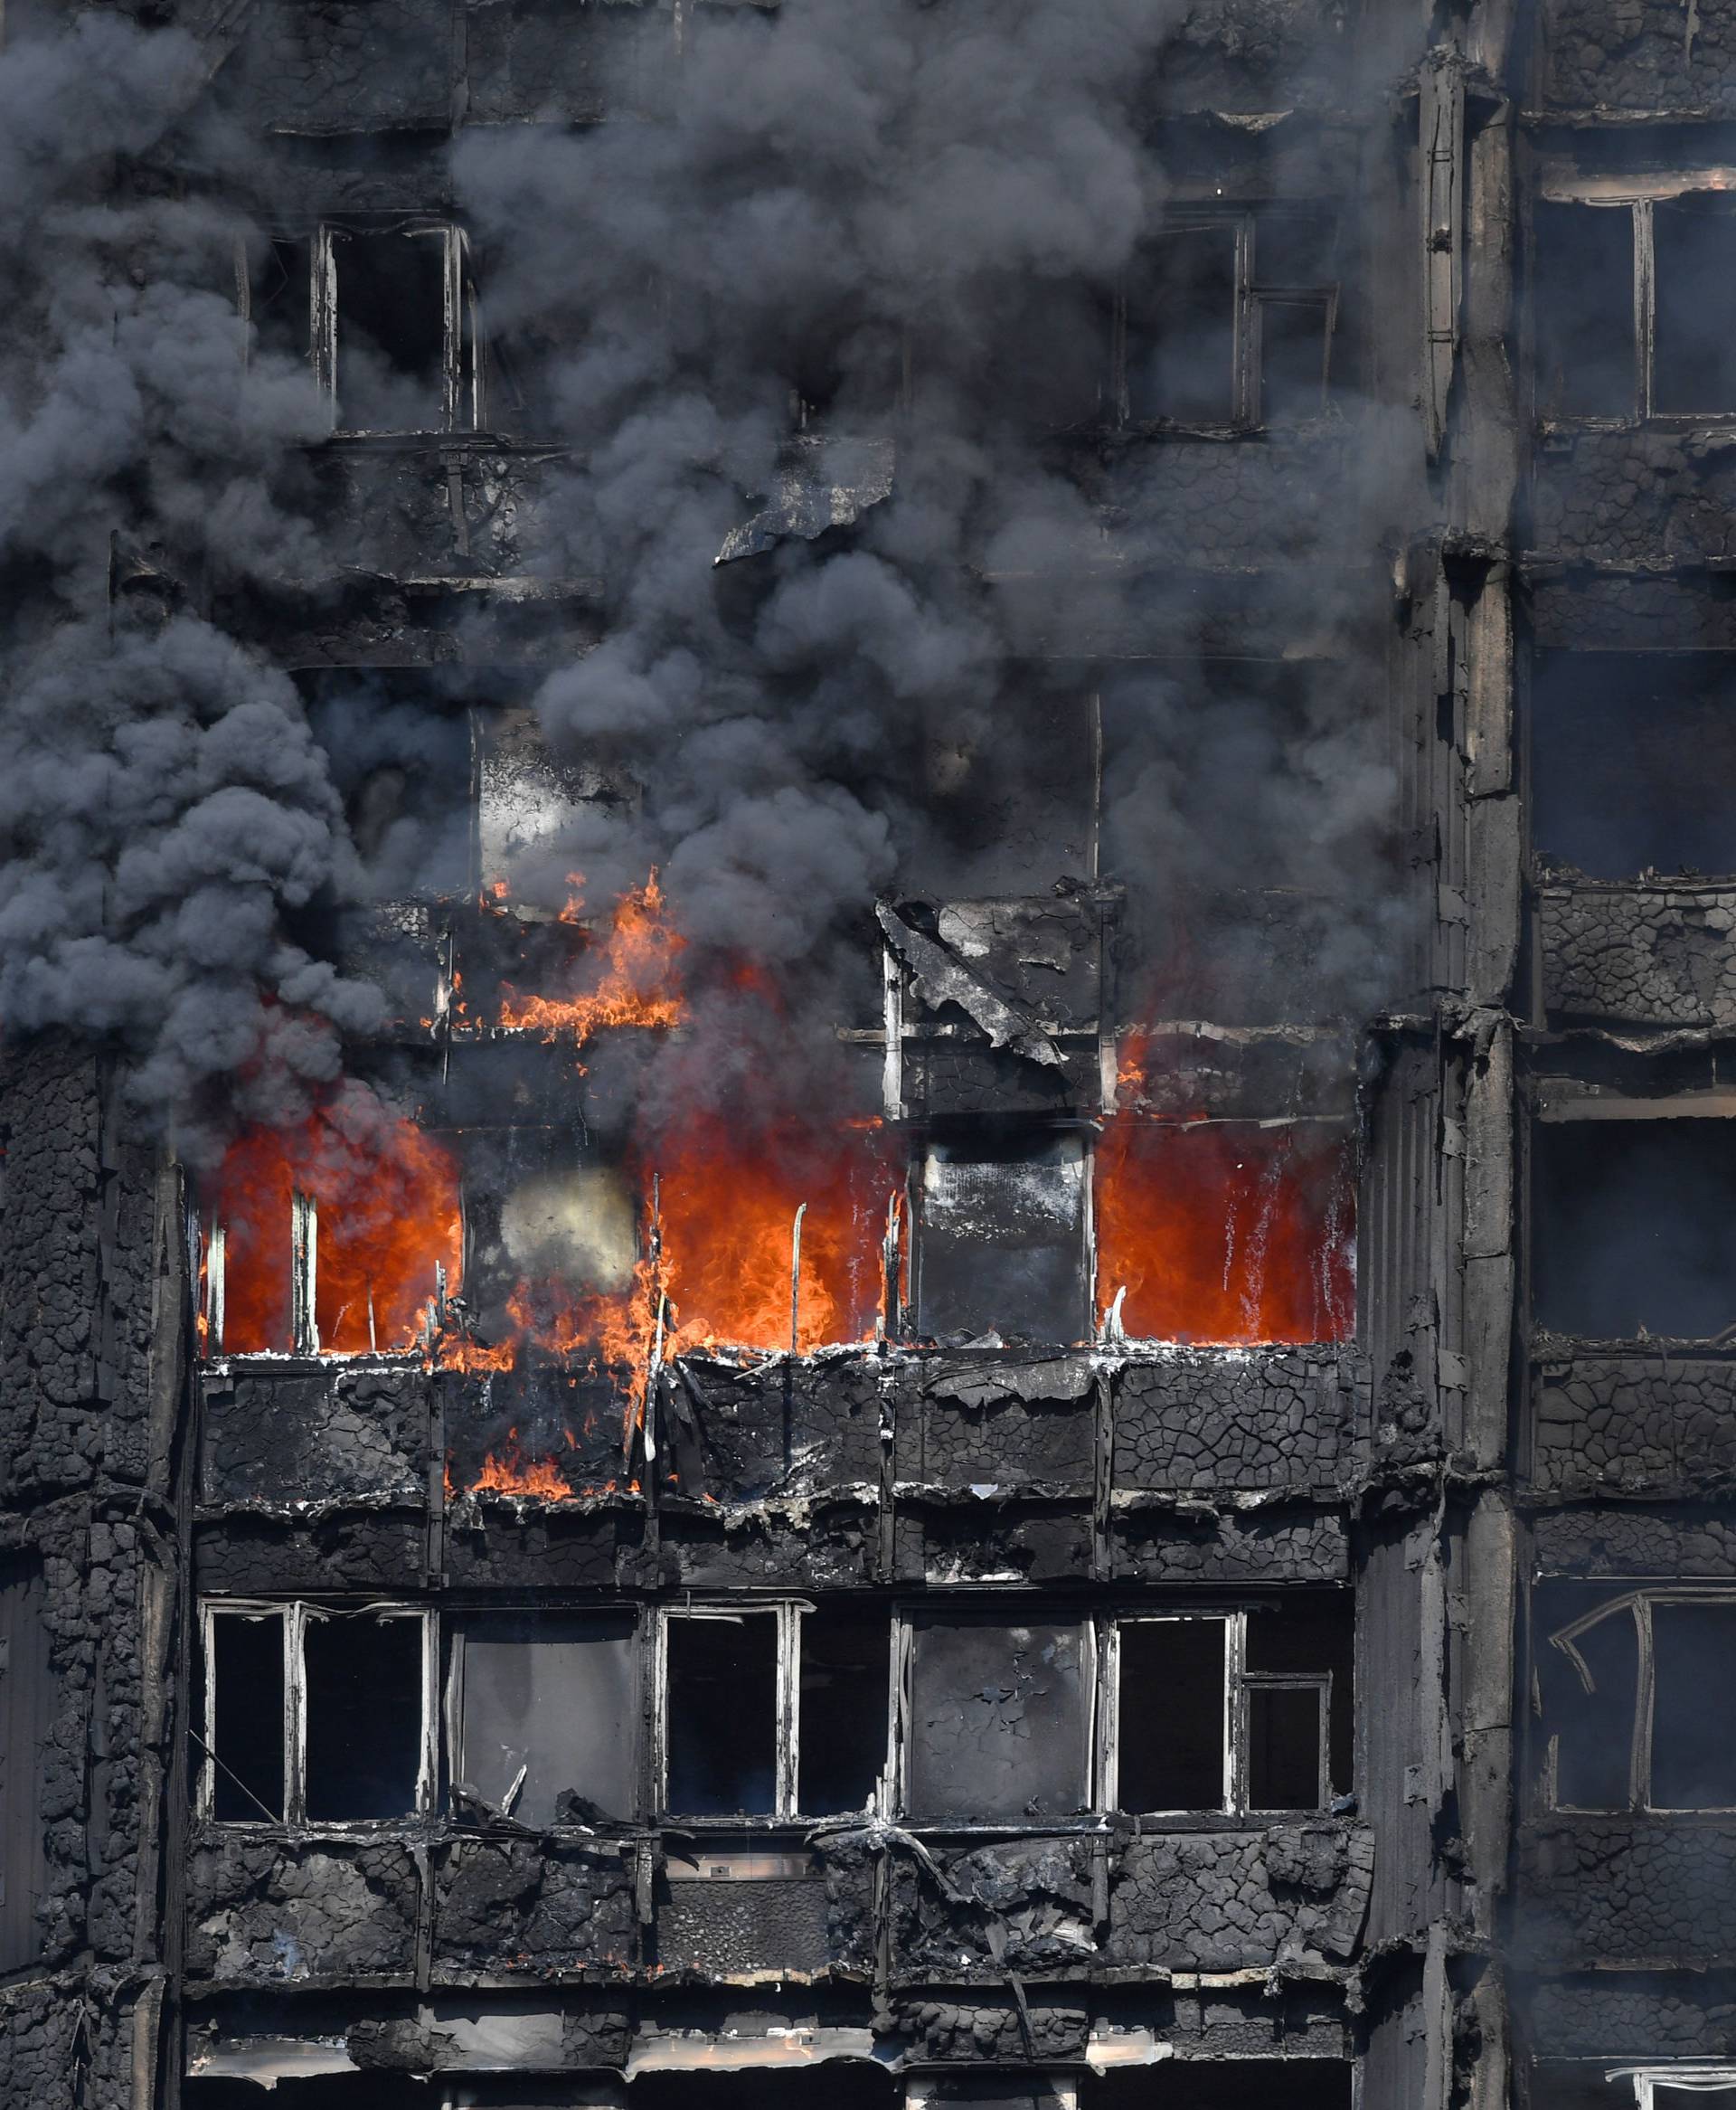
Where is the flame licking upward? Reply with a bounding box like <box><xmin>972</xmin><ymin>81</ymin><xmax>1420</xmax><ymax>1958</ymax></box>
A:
<box><xmin>497</xmin><ymin>873</ymin><xmax>685</xmax><ymax>1038</ymax></box>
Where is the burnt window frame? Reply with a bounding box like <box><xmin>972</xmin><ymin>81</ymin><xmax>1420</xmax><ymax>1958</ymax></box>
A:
<box><xmin>197</xmin><ymin>1599</ymin><xmax>437</xmax><ymax>1827</ymax></box>
<box><xmin>1532</xmin><ymin>176</ymin><xmax>1736</xmax><ymax>430</ymax></box>
<box><xmin>241</xmin><ymin>219</ymin><xmax>485</xmax><ymax>436</ymax></box>
<box><xmin>655</xmin><ymin>1600</ymin><xmax>895</xmax><ymax>1823</ymax></box>
<box><xmin>1113</xmin><ymin>206</ymin><xmax>1342</xmax><ymax>437</ymax></box>
<box><xmin>1541</xmin><ymin>1586</ymin><xmax>1736</xmax><ymax>1815</ymax></box>
<box><xmin>1618</xmin><ymin>2070</ymin><xmax>1736</xmax><ymax>2106</ymax></box>
<box><xmin>892</xmin><ymin>1599</ymin><xmax>1352</xmax><ymax>1825</ymax></box>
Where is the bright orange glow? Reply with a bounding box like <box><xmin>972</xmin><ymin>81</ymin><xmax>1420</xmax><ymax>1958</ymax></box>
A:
<box><xmin>656</xmin><ymin>1118</ymin><xmax>892</xmax><ymax>1354</ymax></box>
<box><xmin>497</xmin><ymin>874</ymin><xmax>685</xmax><ymax>1039</ymax></box>
<box><xmin>206</xmin><ymin>1109</ymin><xmax>463</xmax><ymax>1356</ymax></box>
<box><xmin>1094</xmin><ymin>1120</ymin><xmax>1355</xmax><ymax>1345</ymax></box>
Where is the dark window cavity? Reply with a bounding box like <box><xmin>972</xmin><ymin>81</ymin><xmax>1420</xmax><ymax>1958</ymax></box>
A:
<box><xmin>1651</xmin><ymin>1599</ymin><xmax>1736</xmax><ymax>1808</ymax></box>
<box><xmin>1087</xmin><ymin>2062</ymin><xmax>1354</xmax><ymax>2109</ymax></box>
<box><xmin>247</xmin><ymin>235</ymin><xmax>313</xmax><ymax>369</ymax></box>
<box><xmin>1533</xmin><ymin>200</ymin><xmax>1635</xmax><ymax>421</ymax></box>
<box><xmin>904</xmin><ymin>1615</ymin><xmax>1091</xmax><ymax>1821</ymax></box>
<box><xmin>303</xmin><ymin>1613</ymin><xmax>423</xmax><ymax>1821</ymax></box>
<box><xmin>665</xmin><ymin>1613</ymin><xmax>779</xmax><ymax>1817</ymax></box>
<box><xmin>452</xmin><ymin>1612</ymin><xmax>639</xmax><ymax>1826</ymax></box>
<box><xmin>332</xmin><ymin>228</ymin><xmax>449</xmax><ymax>431</ymax></box>
<box><xmin>1530</xmin><ymin>652</ymin><xmax>1736</xmax><ymax>881</ymax></box>
<box><xmin>1246</xmin><ymin>1594</ymin><xmax>1354</xmax><ymax>1802</ymax></box>
<box><xmin>1532</xmin><ymin>1117</ymin><xmax>1736</xmax><ymax>1340</ymax></box>
<box><xmin>1117</xmin><ymin>1618</ymin><xmax>1226</xmax><ymax>1812</ymax></box>
<box><xmin>916</xmin><ymin>1127</ymin><xmax>1089</xmax><ymax>1345</ymax></box>
<box><xmin>1125</xmin><ymin>224</ymin><xmax>1239</xmax><ymax>424</ymax></box>
<box><xmin>0</xmin><ymin>1556</ymin><xmax>56</xmax><ymax>1972</ymax></box>
<box><xmin>209</xmin><ymin>1611</ymin><xmax>287</xmax><ymax>1822</ymax></box>
<box><xmin>799</xmin><ymin>1605</ymin><xmax>890</xmax><ymax>1816</ymax></box>
<box><xmin>1653</xmin><ymin>194</ymin><xmax>1736</xmax><ymax>415</ymax></box>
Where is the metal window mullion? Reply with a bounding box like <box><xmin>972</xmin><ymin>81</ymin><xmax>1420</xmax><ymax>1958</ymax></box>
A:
<box><xmin>291</xmin><ymin>1189</ymin><xmax>318</xmax><ymax>1357</ymax></box>
<box><xmin>198</xmin><ymin>1604</ymin><xmax>218</xmax><ymax>1820</ymax></box>
<box><xmin>777</xmin><ymin>1604</ymin><xmax>801</xmax><ymax>1819</ymax></box>
<box><xmin>1233</xmin><ymin>215</ymin><xmax>1258</xmax><ymax>425</ymax></box>
<box><xmin>1097</xmin><ymin>1616</ymin><xmax>1119</xmax><ymax>1814</ymax></box>
<box><xmin>312</xmin><ymin>225</ymin><xmax>339</xmax><ymax>424</ymax></box>
<box><xmin>440</xmin><ymin>227</ymin><xmax>461</xmax><ymax>432</ymax></box>
<box><xmin>1635</xmin><ymin>200</ymin><xmax>1656</xmax><ymax>422</ymax></box>
<box><xmin>1633</xmin><ymin>1595</ymin><xmax>1656</xmax><ymax>1811</ymax></box>
<box><xmin>415</xmin><ymin>1611</ymin><xmax>439</xmax><ymax>1817</ymax></box>
<box><xmin>891</xmin><ymin>1613</ymin><xmax>913</xmax><ymax>1818</ymax></box>
<box><xmin>1226</xmin><ymin>1611</ymin><xmax>1248</xmax><ymax>1815</ymax></box>
<box><xmin>287</xmin><ymin>1604</ymin><xmax>307</xmax><ymax>1826</ymax></box>
<box><xmin>445</xmin><ymin>1622</ymin><xmax>466</xmax><ymax>1819</ymax></box>
<box><xmin>205</xmin><ymin>1216</ymin><xmax>226</xmax><ymax>1354</ymax></box>
<box><xmin>1111</xmin><ymin>281</ymin><xmax>1129</xmax><ymax>426</ymax></box>
<box><xmin>652</xmin><ymin>1611</ymin><xmax>670</xmax><ymax>1816</ymax></box>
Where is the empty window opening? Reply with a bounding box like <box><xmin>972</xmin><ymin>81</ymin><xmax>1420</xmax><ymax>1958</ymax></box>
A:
<box><xmin>331</xmin><ymin>228</ymin><xmax>448</xmax><ymax>431</ymax></box>
<box><xmin>450</xmin><ymin>1611</ymin><xmax>639</xmax><ymax>1826</ymax></box>
<box><xmin>0</xmin><ymin>1555</ymin><xmax>58</xmax><ymax>1972</ymax></box>
<box><xmin>665</xmin><ymin>1612</ymin><xmax>779</xmax><ymax>1817</ymax></box>
<box><xmin>1539</xmin><ymin>1586</ymin><xmax>1736</xmax><ymax>1811</ymax></box>
<box><xmin>798</xmin><ymin>1605</ymin><xmax>891</xmax><ymax>1816</ymax></box>
<box><xmin>1125</xmin><ymin>224</ymin><xmax>1238</xmax><ymax>425</ymax></box>
<box><xmin>632</xmin><ymin>2067</ymin><xmax>898</xmax><ymax>2110</ymax></box>
<box><xmin>1530</xmin><ymin>652</ymin><xmax>1736</xmax><ymax>881</ymax></box>
<box><xmin>245</xmin><ymin>235</ymin><xmax>314</xmax><ymax>370</ymax></box>
<box><xmin>1086</xmin><ymin>2062</ymin><xmax>1354</xmax><ymax>2109</ymax></box>
<box><xmin>1094</xmin><ymin>1119</ymin><xmax>1355</xmax><ymax>1346</ymax></box>
<box><xmin>904</xmin><ymin>1615</ymin><xmax>1092</xmax><ymax>1821</ymax></box>
<box><xmin>303</xmin><ymin>1612</ymin><xmax>423</xmax><ymax>1821</ymax></box>
<box><xmin>1532</xmin><ymin>1116</ymin><xmax>1736</xmax><ymax>1340</ymax></box>
<box><xmin>201</xmin><ymin>1604</ymin><xmax>429</xmax><ymax>1824</ymax></box>
<box><xmin>1113</xmin><ymin>1596</ymin><xmax>1352</xmax><ymax>1815</ymax></box>
<box><xmin>1653</xmin><ymin>194</ymin><xmax>1736</xmax><ymax>414</ymax></box>
<box><xmin>916</xmin><ymin>1127</ymin><xmax>1089</xmax><ymax>1346</ymax></box>
<box><xmin>1115</xmin><ymin>1618</ymin><xmax>1226</xmax><ymax>1812</ymax></box>
<box><xmin>208</xmin><ymin>1611</ymin><xmax>287</xmax><ymax>1822</ymax></box>
<box><xmin>1533</xmin><ymin>201</ymin><xmax>1635</xmax><ymax>421</ymax></box>
<box><xmin>184</xmin><ymin>2078</ymin><xmax>433</xmax><ymax>2109</ymax></box>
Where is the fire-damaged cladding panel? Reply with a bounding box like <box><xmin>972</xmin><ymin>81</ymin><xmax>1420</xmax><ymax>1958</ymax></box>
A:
<box><xmin>658</xmin><ymin>1354</ymin><xmax>885</xmax><ymax>1500</ymax></box>
<box><xmin>912</xmin><ymin>1126</ymin><xmax>1090</xmax><ymax>1346</ymax></box>
<box><xmin>1532</xmin><ymin>1347</ymin><xmax>1736</xmax><ymax>1495</ymax></box>
<box><xmin>1532</xmin><ymin>1100</ymin><xmax>1736</xmax><ymax>1342</ymax></box>
<box><xmin>1531</xmin><ymin>2069</ymin><xmax>1736</xmax><ymax>2110</ymax></box>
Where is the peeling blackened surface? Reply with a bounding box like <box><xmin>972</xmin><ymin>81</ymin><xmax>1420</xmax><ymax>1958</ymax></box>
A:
<box><xmin>892</xmin><ymin>1837</ymin><xmax>1098</xmax><ymax>1976</ymax></box>
<box><xmin>195</xmin><ymin>1511</ymin><xmax>429</xmax><ymax>1593</ymax></box>
<box><xmin>309</xmin><ymin>444</ymin><xmax>571</xmax><ymax>582</ymax></box>
<box><xmin>444</xmin><ymin>1505</ymin><xmax>647</xmax><ymax>1590</ymax></box>
<box><xmin>897</xmin><ymin>1995</ymin><xmax>1089</xmax><ymax>2063</ymax></box>
<box><xmin>433</xmin><ymin>1840</ymin><xmax>637</xmax><ymax>1977</ymax></box>
<box><xmin>1518</xmin><ymin>1818</ymin><xmax>1736</xmax><ymax>1967</ymax></box>
<box><xmin>898</xmin><ymin>1358</ymin><xmax>1095</xmax><ymax>1491</ymax></box>
<box><xmin>1531</xmin><ymin>1504</ymin><xmax>1736</xmax><ymax>1577</ymax></box>
<box><xmin>1111</xmin><ymin>1505</ymin><xmax>1348</xmax><ymax>1585</ymax></box>
<box><xmin>657</xmin><ymin>1862</ymin><xmax>869</xmax><ymax>1977</ymax></box>
<box><xmin>1533</xmin><ymin>1350</ymin><xmax>1736</xmax><ymax>1493</ymax></box>
<box><xmin>186</xmin><ymin>1839</ymin><xmax>420</xmax><ymax>1983</ymax></box>
<box><xmin>658</xmin><ymin>1500</ymin><xmax>880</xmax><ymax>1590</ymax></box>
<box><xmin>201</xmin><ymin>1364</ymin><xmax>429</xmax><ymax>1503</ymax></box>
<box><xmin>1527</xmin><ymin>1972</ymin><xmax>1736</xmax><ymax>2058</ymax></box>
<box><xmin>1537</xmin><ymin>0</ymin><xmax>1736</xmax><ymax>112</ymax></box>
<box><xmin>1539</xmin><ymin>884</ymin><xmax>1736</xmax><ymax>1028</ymax></box>
<box><xmin>234</xmin><ymin>0</ymin><xmax>453</xmax><ymax>132</ymax></box>
<box><xmin>1531</xmin><ymin>431</ymin><xmax>1736</xmax><ymax>564</ymax></box>
<box><xmin>1113</xmin><ymin>1350</ymin><xmax>1348</xmax><ymax>1494</ymax></box>
<box><xmin>662</xmin><ymin>1355</ymin><xmax>884</xmax><ymax>1500</ymax></box>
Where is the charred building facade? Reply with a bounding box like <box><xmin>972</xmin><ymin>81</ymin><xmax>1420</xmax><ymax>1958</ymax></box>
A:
<box><xmin>10</xmin><ymin>0</ymin><xmax>1736</xmax><ymax>2105</ymax></box>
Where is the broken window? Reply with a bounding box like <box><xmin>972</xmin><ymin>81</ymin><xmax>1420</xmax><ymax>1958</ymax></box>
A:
<box><xmin>200</xmin><ymin>1604</ymin><xmax>430</xmax><ymax>1823</ymax></box>
<box><xmin>0</xmin><ymin>1555</ymin><xmax>56</xmax><ymax>1972</ymax></box>
<box><xmin>1530</xmin><ymin>651</ymin><xmax>1736</xmax><ymax>880</ymax></box>
<box><xmin>248</xmin><ymin>221</ymin><xmax>484</xmax><ymax>433</ymax></box>
<box><xmin>1533</xmin><ymin>2070</ymin><xmax>1736</xmax><ymax>2109</ymax></box>
<box><xmin>201</xmin><ymin>1112</ymin><xmax>462</xmax><ymax>1357</ymax></box>
<box><xmin>1111</xmin><ymin>1596</ymin><xmax>1352</xmax><ymax>1816</ymax></box>
<box><xmin>1538</xmin><ymin>1586</ymin><xmax>1736</xmax><ymax>1811</ymax></box>
<box><xmin>914</xmin><ymin>1126</ymin><xmax>1090</xmax><ymax>1346</ymax></box>
<box><xmin>903</xmin><ymin>1613</ymin><xmax>1093</xmax><ymax>1821</ymax></box>
<box><xmin>1532</xmin><ymin>1113</ymin><xmax>1736</xmax><ymax>1340</ymax></box>
<box><xmin>662</xmin><ymin>1603</ymin><xmax>889</xmax><ymax>1820</ymax></box>
<box><xmin>1086</xmin><ymin>2063</ymin><xmax>1354</xmax><ymax>2109</ymax></box>
<box><xmin>633</xmin><ymin>2069</ymin><xmax>898</xmax><ymax>2110</ymax></box>
<box><xmin>449</xmin><ymin>1611</ymin><xmax>639</xmax><ymax>1825</ymax></box>
<box><xmin>1533</xmin><ymin>185</ymin><xmax>1736</xmax><ymax>421</ymax></box>
<box><xmin>1121</xmin><ymin>209</ymin><xmax>1340</xmax><ymax>431</ymax></box>
<box><xmin>1094</xmin><ymin>1119</ymin><xmax>1356</xmax><ymax>1345</ymax></box>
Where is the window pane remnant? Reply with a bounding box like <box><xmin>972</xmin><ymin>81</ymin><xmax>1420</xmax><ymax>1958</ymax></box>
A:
<box><xmin>211</xmin><ymin>1615</ymin><xmax>286</xmax><ymax>1822</ymax></box>
<box><xmin>457</xmin><ymin>1613</ymin><xmax>638</xmax><ymax>1826</ymax></box>
<box><xmin>798</xmin><ymin>1606</ymin><xmax>890</xmax><ymax>1816</ymax></box>
<box><xmin>1248</xmin><ymin>1684</ymin><xmax>1326</xmax><ymax>1809</ymax></box>
<box><xmin>334</xmin><ymin>229</ymin><xmax>448</xmax><ymax>432</ymax></box>
<box><xmin>1246</xmin><ymin>1594</ymin><xmax>1354</xmax><ymax>1797</ymax></box>
<box><xmin>1095</xmin><ymin>1120</ymin><xmax>1355</xmax><ymax>1344</ymax></box>
<box><xmin>1260</xmin><ymin>293</ymin><xmax>1335</xmax><ymax>421</ymax></box>
<box><xmin>917</xmin><ymin>1131</ymin><xmax>1088</xmax><ymax>1345</ymax></box>
<box><xmin>1653</xmin><ymin>194</ymin><xmax>1736</xmax><ymax>414</ymax></box>
<box><xmin>1532</xmin><ymin>1119</ymin><xmax>1736</xmax><ymax>1340</ymax></box>
<box><xmin>665</xmin><ymin>1615</ymin><xmax>778</xmax><ymax>1815</ymax></box>
<box><xmin>1533</xmin><ymin>201</ymin><xmax>1634</xmax><ymax>419</ymax></box>
<box><xmin>905</xmin><ymin>1618</ymin><xmax>1090</xmax><ymax>1821</ymax></box>
<box><xmin>1652</xmin><ymin>1601</ymin><xmax>1736</xmax><ymax>1807</ymax></box>
<box><xmin>1117</xmin><ymin>1619</ymin><xmax>1226</xmax><ymax>1812</ymax></box>
<box><xmin>303</xmin><ymin>1615</ymin><xmax>422</xmax><ymax>1821</ymax></box>
<box><xmin>1126</xmin><ymin>225</ymin><xmax>1238</xmax><ymax>424</ymax></box>
<box><xmin>1537</xmin><ymin>1591</ymin><xmax>1639</xmax><ymax>1810</ymax></box>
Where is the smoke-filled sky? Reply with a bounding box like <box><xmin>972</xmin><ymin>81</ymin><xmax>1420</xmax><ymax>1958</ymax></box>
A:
<box><xmin>0</xmin><ymin>0</ymin><xmax>1416</xmax><ymax>1150</ymax></box>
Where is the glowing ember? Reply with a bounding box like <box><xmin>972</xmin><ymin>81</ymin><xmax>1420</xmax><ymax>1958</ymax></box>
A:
<box><xmin>467</xmin><ymin>1433</ymin><xmax>580</xmax><ymax>1500</ymax></box>
<box><xmin>656</xmin><ymin>1118</ymin><xmax>892</xmax><ymax>1354</ymax></box>
<box><xmin>497</xmin><ymin>873</ymin><xmax>685</xmax><ymax>1039</ymax></box>
<box><xmin>1094</xmin><ymin>1119</ymin><xmax>1355</xmax><ymax>1345</ymax></box>
<box><xmin>205</xmin><ymin>1107</ymin><xmax>463</xmax><ymax>1355</ymax></box>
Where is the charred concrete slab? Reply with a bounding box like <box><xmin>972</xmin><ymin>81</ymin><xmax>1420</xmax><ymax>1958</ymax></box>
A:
<box><xmin>660</xmin><ymin>1354</ymin><xmax>885</xmax><ymax>1501</ymax></box>
<box><xmin>1538</xmin><ymin>883</ymin><xmax>1736</xmax><ymax>1029</ymax></box>
<box><xmin>892</xmin><ymin>1499</ymin><xmax>1095</xmax><ymax>1585</ymax></box>
<box><xmin>443</xmin><ymin>1501</ymin><xmax>649</xmax><ymax>1591</ymax></box>
<box><xmin>1518</xmin><ymin>1816</ymin><xmax>1736</xmax><ymax>1967</ymax></box>
<box><xmin>1112</xmin><ymin>1348</ymin><xmax>1349</xmax><ymax>1496</ymax></box>
<box><xmin>896</xmin><ymin>1356</ymin><xmax>1096</xmax><ymax>1493</ymax></box>
<box><xmin>432</xmin><ymin>1838</ymin><xmax>637</xmax><ymax>1979</ymax></box>
<box><xmin>1530</xmin><ymin>1503</ymin><xmax>1736</xmax><ymax>1577</ymax></box>
<box><xmin>1110</xmin><ymin>1503</ymin><xmax>1349</xmax><ymax>1585</ymax></box>
<box><xmin>1531</xmin><ymin>431</ymin><xmax>1736</xmax><ymax>566</ymax></box>
<box><xmin>657</xmin><ymin>1497</ymin><xmax>881</xmax><ymax>1591</ymax></box>
<box><xmin>656</xmin><ymin>1847</ymin><xmax>873</xmax><ymax>1978</ymax></box>
<box><xmin>1533</xmin><ymin>1348</ymin><xmax>1736</xmax><ymax>1495</ymax></box>
<box><xmin>200</xmin><ymin>1362</ymin><xmax>430</xmax><ymax>1504</ymax></box>
<box><xmin>307</xmin><ymin>442</ymin><xmax>573</xmax><ymax>585</ymax></box>
<box><xmin>1535</xmin><ymin>0</ymin><xmax>1736</xmax><ymax>112</ymax></box>
<box><xmin>1103</xmin><ymin>1823</ymin><xmax>1373</xmax><ymax>1972</ymax></box>
<box><xmin>185</xmin><ymin>1837</ymin><xmax>420</xmax><ymax>1985</ymax></box>
<box><xmin>1525</xmin><ymin>1970</ymin><xmax>1736</xmax><ymax>2060</ymax></box>
<box><xmin>194</xmin><ymin>1510</ymin><xmax>429</xmax><ymax>1593</ymax></box>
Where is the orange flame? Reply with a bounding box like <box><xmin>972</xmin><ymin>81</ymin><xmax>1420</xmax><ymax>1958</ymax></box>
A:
<box><xmin>497</xmin><ymin>874</ymin><xmax>685</xmax><ymax>1039</ymax></box>
<box><xmin>1094</xmin><ymin>1118</ymin><xmax>1355</xmax><ymax>1344</ymax></box>
<box><xmin>205</xmin><ymin>1108</ymin><xmax>462</xmax><ymax>1356</ymax></box>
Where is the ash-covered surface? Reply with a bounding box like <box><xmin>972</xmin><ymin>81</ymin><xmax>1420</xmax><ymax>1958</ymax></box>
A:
<box><xmin>1538</xmin><ymin>884</ymin><xmax>1736</xmax><ymax>1028</ymax></box>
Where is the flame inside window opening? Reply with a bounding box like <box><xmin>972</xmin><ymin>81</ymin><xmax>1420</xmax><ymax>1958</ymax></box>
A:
<box><xmin>204</xmin><ymin>1112</ymin><xmax>463</xmax><ymax>1355</ymax></box>
<box><xmin>1094</xmin><ymin>1119</ymin><xmax>1355</xmax><ymax>1345</ymax></box>
<box><xmin>656</xmin><ymin>1117</ymin><xmax>893</xmax><ymax>1355</ymax></box>
<box><xmin>495</xmin><ymin>872</ymin><xmax>686</xmax><ymax>1038</ymax></box>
